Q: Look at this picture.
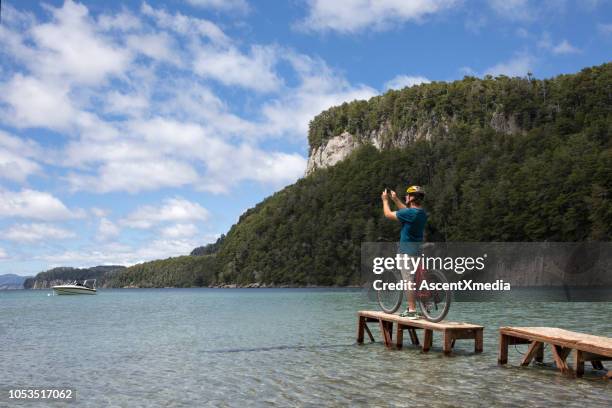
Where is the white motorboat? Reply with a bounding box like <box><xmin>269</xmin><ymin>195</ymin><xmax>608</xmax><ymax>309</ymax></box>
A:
<box><xmin>52</xmin><ymin>279</ymin><xmax>97</xmax><ymax>295</ymax></box>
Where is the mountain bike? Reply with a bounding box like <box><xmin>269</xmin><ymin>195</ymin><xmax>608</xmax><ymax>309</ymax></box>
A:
<box><xmin>376</xmin><ymin>266</ymin><xmax>451</xmax><ymax>322</ymax></box>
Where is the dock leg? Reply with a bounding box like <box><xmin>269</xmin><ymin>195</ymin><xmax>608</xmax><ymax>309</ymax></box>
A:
<box><xmin>364</xmin><ymin>323</ymin><xmax>375</xmax><ymax>342</ymax></box>
<box><xmin>591</xmin><ymin>360</ymin><xmax>604</xmax><ymax>370</ymax></box>
<box><xmin>551</xmin><ymin>345</ymin><xmax>572</xmax><ymax>375</ymax></box>
<box><xmin>521</xmin><ymin>341</ymin><xmax>543</xmax><ymax>366</ymax></box>
<box><xmin>357</xmin><ymin>315</ymin><xmax>365</xmax><ymax>344</ymax></box>
<box><xmin>475</xmin><ymin>328</ymin><xmax>483</xmax><ymax>353</ymax></box>
<box><xmin>498</xmin><ymin>333</ymin><xmax>509</xmax><ymax>365</ymax></box>
<box><xmin>574</xmin><ymin>350</ymin><xmax>584</xmax><ymax>378</ymax></box>
<box><xmin>408</xmin><ymin>328</ymin><xmax>420</xmax><ymax>345</ymax></box>
<box><xmin>378</xmin><ymin>319</ymin><xmax>393</xmax><ymax>348</ymax></box>
<box><xmin>396</xmin><ymin>324</ymin><xmax>404</xmax><ymax>349</ymax></box>
<box><xmin>423</xmin><ymin>329</ymin><xmax>433</xmax><ymax>353</ymax></box>
<box><xmin>535</xmin><ymin>342</ymin><xmax>544</xmax><ymax>363</ymax></box>
<box><xmin>443</xmin><ymin>330</ymin><xmax>453</xmax><ymax>355</ymax></box>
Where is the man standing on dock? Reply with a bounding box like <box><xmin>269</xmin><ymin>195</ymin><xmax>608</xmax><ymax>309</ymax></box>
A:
<box><xmin>381</xmin><ymin>185</ymin><xmax>428</xmax><ymax>319</ymax></box>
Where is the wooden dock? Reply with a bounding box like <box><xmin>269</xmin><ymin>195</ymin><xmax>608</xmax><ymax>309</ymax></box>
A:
<box><xmin>498</xmin><ymin>327</ymin><xmax>612</xmax><ymax>378</ymax></box>
<box><xmin>357</xmin><ymin>310</ymin><xmax>484</xmax><ymax>354</ymax></box>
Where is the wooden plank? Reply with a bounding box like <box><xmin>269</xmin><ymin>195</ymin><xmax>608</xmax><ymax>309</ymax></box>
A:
<box><xmin>498</xmin><ymin>333</ymin><xmax>509</xmax><ymax>365</ymax></box>
<box><xmin>521</xmin><ymin>341</ymin><xmax>543</xmax><ymax>366</ymax></box>
<box><xmin>423</xmin><ymin>329</ymin><xmax>433</xmax><ymax>353</ymax></box>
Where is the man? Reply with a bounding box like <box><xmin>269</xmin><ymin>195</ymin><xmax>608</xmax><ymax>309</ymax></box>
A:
<box><xmin>381</xmin><ymin>185</ymin><xmax>428</xmax><ymax>319</ymax></box>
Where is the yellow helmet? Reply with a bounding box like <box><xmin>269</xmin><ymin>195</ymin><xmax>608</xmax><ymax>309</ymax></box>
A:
<box><xmin>406</xmin><ymin>185</ymin><xmax>425</xmax><ymax>195</ymax></box>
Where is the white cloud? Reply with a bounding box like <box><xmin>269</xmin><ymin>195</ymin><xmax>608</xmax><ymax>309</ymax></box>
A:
<box><xmin>538</xmin><ymin>33</ymin><xmax>580</xmax><ymax>55</ymax></box>
<box><xmin>193</xmin><ymin>44</ymin><xmax>281</xmax><ymax>92</ymax></box>
<box><xmin>39</xmin><ymin>237</ymin><xmax>203</xmax><ymax>267</ymax></box>
<box><xmin>3</xmin><ymin>223</ymin><xmax>75</xmax><ymax>243</ymax></box>
<box><xmin>141</xmin><ymin>2</ymin><xmax>229</xmax><ymax>44</ymax></box>
<box><xmin>98</xmin><ymin>218</ymin><xmax>120</xmax><ymax>240</ymax></box>
<box><xmin>29</xmin><ymin>0</ymin><xmax>131</xmax><ymax>85</ymax></box>
<box><xmin>122</xmin><ymin>198</ymin><xmax>210</xmax><ymax>229</ymax></box>
<box><xmin>484</xmin><ymin>54</ymin><xmax>534</xmax><ymax>77</ymax></box>
<box><xmin>1</xmin><ymin>74</ymin><xmax>76</xmax><ymax>130</ymax></box>
<box><xmin>297</xmin><ymin>0</ymin><xmax>457</xmax><ymax>33</ymax></box>
<box><xmin>551</xmin><ymin>39</ymin><xmax>580</xmax><ymax>55</ymax></box>
<box><xmin>384</xmin><ymin>75</ymin><xmax>430</xmax><ymax>90</ymax></box>
<box><xmin>67</xmin><ymin>159</ymin><xmax>200</xmax><ymax>193</ymax></box>
<box><xmin>98</xmin><ymin>10</ymin><xmax>142</xmax><ymax>31</ymax></box>
<box><xmin>160</xmin><ymin>223</ymin><xmax>199</xmax><ymax>238</ymax></box>
<box><xmin>0</xmin><ymin>189</ymin><xmax>78</xmax><ymax>221</ymax></box>
<box><xmin>186</xmin><ymin>0</ymin><xmax>249</xmax><ymax>13</ymax></box>
<box><xmin>259</xmin><ymin>53</ymin><xmax>377</xmax><ymax>139</ymax></box>
<box><xmin>0</xmin><ymin>247</ymin><xmax>7</xmax><ymax>259</ymax></box>
<box><xmin>126</xmin><ymin>32</ymin><xmax>177</xmax><ymax>62</ymax></box>
<box><xmin>0</xmin><ymin>131</ymin><xmax>42</xmax><ymax>182</ymax></box>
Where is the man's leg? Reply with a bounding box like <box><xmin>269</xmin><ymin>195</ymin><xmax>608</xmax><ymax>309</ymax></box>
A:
<box><xmin>400</xmin><ymin>256</ymin><xmax>417</xmax><ymax>313</ymax></box>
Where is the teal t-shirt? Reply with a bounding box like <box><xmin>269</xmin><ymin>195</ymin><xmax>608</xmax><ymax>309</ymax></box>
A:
<box><xmin>396</xmin><ymin>207</ymin><xmax>427</xmax><ymax>254</ymax></box>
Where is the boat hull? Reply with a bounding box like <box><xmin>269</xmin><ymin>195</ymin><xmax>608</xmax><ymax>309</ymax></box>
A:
<box><xmin>52</xmin><ymin>286</ymin><xmax>97</xmax><ymax>295</ymax></box>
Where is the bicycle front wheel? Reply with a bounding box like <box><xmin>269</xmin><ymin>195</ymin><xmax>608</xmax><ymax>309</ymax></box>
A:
<box><xmin>376</xmin><ymin>269</ymin><xmax>403</xmax><ymax>314</ymax></box>
<box><xmin>417</xmin><ymin>269</ymin><xmax>451</xmax><ymax>322</ymax></box>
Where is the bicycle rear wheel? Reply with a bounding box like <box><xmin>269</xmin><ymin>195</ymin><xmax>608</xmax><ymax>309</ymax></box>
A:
<box><xmin>376</xmin><ymin>269</ymin><xmax>403</xmax><ymax>314</ymax></box>
<box><xmin>417</xmin><ymin>269</ymin><xmax>451</xmax><ymax>322</ymax></box>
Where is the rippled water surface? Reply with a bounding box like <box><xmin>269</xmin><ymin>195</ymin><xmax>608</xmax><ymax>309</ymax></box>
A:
<box><xmin>1</xmin><ymin>289</ymin><xmax>611</xmax><ymax>407</ymax></box>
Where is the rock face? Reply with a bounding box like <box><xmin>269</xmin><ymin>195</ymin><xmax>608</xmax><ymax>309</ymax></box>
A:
<box><xmin>305</xmin><ymin>112</ymin><xmax>522</xmax><ymax>175</ymax></box>
<box><xmin>305</xmin><ymin>131</ymin><xmax>357</xmax><ymax>175</ymax></box>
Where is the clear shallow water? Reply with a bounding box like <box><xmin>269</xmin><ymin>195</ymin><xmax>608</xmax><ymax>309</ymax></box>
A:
<box><xmin>1</xmin><ymin>289</ymin><xmax>611</xmax><ymax>407</ymax></box>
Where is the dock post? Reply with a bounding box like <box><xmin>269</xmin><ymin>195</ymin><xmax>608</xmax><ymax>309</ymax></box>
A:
<box><xmin>423</xmin><ymin>329</ymin><xmax>433</xmax><ymax>352</ymax></box>
<box><xmin>357</xmin><ymin>315</ymin><xmax>365</xmax><ymax>344</ymax></box>
<box><xmin>396</xmin><ymin>324</ymin><xmax>404</xmax><ymax>349</ymax></box>
<box><xmin>574</xmin><ymin>350</ymin><xmax>584</xmax><ymax>378</ymax></box>
<box><xmin>443</xmin><ymin>330</ymin><xmax>453</xmax><ymax>354</ymax></box>
<box><xmin>498</xmin><ymin>333</ymin><xmax>508</xmax><ymax>364</ymax></box>
<box><xmin>475</xmin><ymin>328</ymin><xmax>483</xmax><ymax>353</ymax></box>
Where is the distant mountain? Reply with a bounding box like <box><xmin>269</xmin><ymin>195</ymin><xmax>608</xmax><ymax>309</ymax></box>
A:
<box><xmin>23</xmin><ymin>265</ymin><xmax>126</xmax><ymax>289</ymax></box>
<box><xmin>0</xmin><ymin>274</ymin><xmax>30</xmax><ymax>290</ymax></box>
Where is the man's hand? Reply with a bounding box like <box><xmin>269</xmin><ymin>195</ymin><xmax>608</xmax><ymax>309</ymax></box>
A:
<box><xmin>390</xmin><ymin>190</ymin><xmax>398</xmax><ymax>200</ymax></box>
<box><xmin>381</xmin><ymin>190</ymin><xmax>389</xmax><ymax>201</ymax></box>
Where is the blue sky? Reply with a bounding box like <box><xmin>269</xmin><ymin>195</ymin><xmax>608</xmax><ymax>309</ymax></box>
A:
<box><xmin>0</xmin><ymin>0</ymin><xmax>610</xmax><ymax>275</ymax></box>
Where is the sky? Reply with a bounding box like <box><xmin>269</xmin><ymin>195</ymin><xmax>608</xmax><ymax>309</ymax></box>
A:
<box><xmin>0</xmin><ymin>0</ymin><xmax>610</xmax><ymax>276</ymax></box>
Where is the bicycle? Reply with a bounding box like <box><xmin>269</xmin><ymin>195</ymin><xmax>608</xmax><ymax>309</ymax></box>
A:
<box><xmin>376</xmin><ymin>265</ymin><xmax>451</xmax><ymax>322</ymax></box>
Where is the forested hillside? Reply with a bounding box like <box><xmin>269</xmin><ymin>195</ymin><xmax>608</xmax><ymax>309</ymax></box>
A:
<box><xmin>109</xmin><ymin>63</ymin><xmax>611</xmax><ymax>288</ymax></box>
<box><xmin>24</xmin><ymin>265</ymin><xmax>125</xmax><ymax>289</ymax></box>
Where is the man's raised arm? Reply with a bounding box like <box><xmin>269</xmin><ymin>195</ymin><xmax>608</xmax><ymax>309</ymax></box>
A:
<box><xmin>391</xmin><ymin>190</ymin><xmax>407</xmax><ymax>209</ymax></box>
<box><xmin>381</xmin><ymin>190</ymin><xmax>398</xmax><ymax>221</ymax></box>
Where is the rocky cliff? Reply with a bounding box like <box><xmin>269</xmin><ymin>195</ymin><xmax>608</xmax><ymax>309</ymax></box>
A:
<box><xmin>305</xmin><ymin>75</ymin><xmax>541</xmax><ymax>175</ymax></box>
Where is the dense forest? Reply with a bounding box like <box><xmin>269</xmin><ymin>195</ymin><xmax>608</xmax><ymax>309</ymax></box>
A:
<box><xmin>23</xmin><ymin>265</ymin><xmax>125</xmax><ymax>288</ymax></box>
<box><xmin>32</xmin><ymin>63</ymin><xmax>612</xmax><ymax>288</ymax></box>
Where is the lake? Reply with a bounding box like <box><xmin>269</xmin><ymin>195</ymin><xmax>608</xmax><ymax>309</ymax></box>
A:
<box><xmin>1</xmin><ymin>289</ymin><xmax>611</xmax><ymax>406</ymax></box>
